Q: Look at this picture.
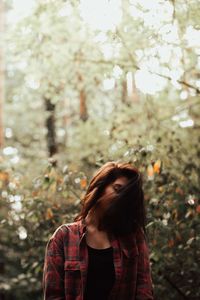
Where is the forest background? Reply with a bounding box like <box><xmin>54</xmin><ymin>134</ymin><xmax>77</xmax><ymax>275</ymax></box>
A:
<box><xmin>0</xmin><ymin>0</ymin><xmax>200</xmax><ymax>299</ymax></box>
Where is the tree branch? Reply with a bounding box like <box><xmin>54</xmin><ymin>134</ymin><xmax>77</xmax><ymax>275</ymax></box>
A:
<box><xmin>115</xmin><ymin>27</ymin><xmax>200</xmax><ymax>94</ymax></box>
<box><xmin>164</xmin><ymin>274</ymin><xmax>189</xmax><ymax>299</ymax></box>
<box><xmin>76</xmin><ymin>56</ymin><xmax>200</xmax><ymax>95</ymax></box>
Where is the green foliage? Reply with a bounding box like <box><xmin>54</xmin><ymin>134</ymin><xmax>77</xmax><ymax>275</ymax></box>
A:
<box><xmin>1</xmin><ymin>124</ymin><xmax>200</xmax><ymax>299</ymax></box>
<box><xmin>1</xmin><ymin>0</ymin><xmax>200</xmax><ymax>299</ymax></box>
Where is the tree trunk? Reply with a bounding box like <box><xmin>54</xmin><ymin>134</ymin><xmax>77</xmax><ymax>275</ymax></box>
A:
<box><xmin>132</xmin><ymin>74</ymin><xmax>139</xmax><ymax>102</ymax></box>
<box><xmin>78</xmin><ymin>73</ymin><xmax>88</xmax><ymax>121</ymax></box>
<box><xmin>62</xmin><ymin>97</ymin><xmax>69</xmax><ymax>146</ymax></box>
<box><xmin>79</xmin><ymin>89</ymin><xmax>88</xmax><ymax>121</ymax></box>
<box><xmin>0</xmin><ymin>0</ymin><xmax>5</xmax><ymax>148</ymax></box>
<box><xmin>121</xmin><ymin>78</ymin><xmax>128</xmax><ymax>103</ymax></box>
<box><xmin>127</xmin><ymin>71</ymin><xmax>139</xmax><ymax>102</ymax></box>
<box><xmin>122</xmin><ymin>72</ymin><xmax>139</xmax><ymax>104</ymax></box>
<box><xmin>44</xmin><ymin>97</ymin><xmax>58</xmax><ymax>157</ymax></box>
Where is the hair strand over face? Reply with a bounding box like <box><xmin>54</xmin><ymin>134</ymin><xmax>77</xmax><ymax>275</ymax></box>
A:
<box><xmin>74</xmin><ymin>161</ymin><xmax>146</xmax><ymax>236</ymax></box>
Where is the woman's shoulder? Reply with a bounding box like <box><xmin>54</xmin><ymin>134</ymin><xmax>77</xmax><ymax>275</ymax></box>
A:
<box><xmin>50</xmin><ymin>220</ymin><xmax>83</xmax><ymax>241</ymax></box>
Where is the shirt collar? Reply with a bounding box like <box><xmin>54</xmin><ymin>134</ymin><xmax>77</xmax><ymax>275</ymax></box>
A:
<box><xmin>77</xmin><ymin>218</ymin><xmax>138</xmax><ymax>258</ymax></box>
<box><xmin>78</xmin><ymin>219</ymin><xmax>87</xmax><ymax>242</ymax></box>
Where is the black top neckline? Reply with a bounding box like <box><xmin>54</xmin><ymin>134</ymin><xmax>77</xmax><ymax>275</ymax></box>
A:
<box><xmin>87</xmin><ymin>244</ymin><xmax>113</xmax><ymax>252</ymax></box>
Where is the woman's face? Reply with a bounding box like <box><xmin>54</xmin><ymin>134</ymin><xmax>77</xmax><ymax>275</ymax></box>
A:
<box><xmin>96</xmin><ymin>176</ymin><xmax>129</xmax><ymax>223</ymax></box>
<box><xmin>97</xmin><ymin>176</ymin><xmax>129</xmax><ymax>212</ymax></box>
<box><xmin>104</xmin><ymin>176</ymin><xmax>129</xmax><ymax>197</ymax></box>
<box><xmin>87</xmin><ymin>176</ymin><xmax>130</xmax><ymax>227</ymax></box>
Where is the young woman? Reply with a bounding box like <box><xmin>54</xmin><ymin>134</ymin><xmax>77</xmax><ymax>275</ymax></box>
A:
<box><xmin>43</xmin><ymin>162</ymin><xmax>154</xmax><ymax>300</ymax></box>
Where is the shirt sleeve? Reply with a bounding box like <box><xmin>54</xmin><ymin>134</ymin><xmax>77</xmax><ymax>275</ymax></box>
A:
<box><xmin>43</xmin><ymin>227</ymin><xmax>65</xmax><ymax>300</ymax></box>
<box><xmin>135</xmin><ymin>228</ymin><xmax>154</xmax><ymax>300</ymax></box>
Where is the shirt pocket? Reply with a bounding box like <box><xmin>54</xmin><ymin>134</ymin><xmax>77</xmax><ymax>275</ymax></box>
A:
<box><xmin>64</xmin><ymin>261</ymin><xmax>81</xmax><ymax>297</ymax></box>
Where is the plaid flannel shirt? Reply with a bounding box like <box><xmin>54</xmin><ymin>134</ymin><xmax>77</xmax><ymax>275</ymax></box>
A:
<box><xmin>43</xmin><ymin>220</ymin><xmax>154</xmax><ymax>300</ymax></box>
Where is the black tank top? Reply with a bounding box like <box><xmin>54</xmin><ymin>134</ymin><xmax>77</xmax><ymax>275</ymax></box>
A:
<box><xmin>84</xmin><ymin>245</ymin><xmax>115</xmax><ymax>300</ymax></box>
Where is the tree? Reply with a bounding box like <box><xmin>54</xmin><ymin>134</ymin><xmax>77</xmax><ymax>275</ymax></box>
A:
<box><xmin>0</xmin><ymin>0</ymin><xmax>5</xmax><ymax>148</ymax></box>
<box><xmin>1</xmin><ymin>0</ymin><xmax>200</xmax><ymax>299</ymax></box>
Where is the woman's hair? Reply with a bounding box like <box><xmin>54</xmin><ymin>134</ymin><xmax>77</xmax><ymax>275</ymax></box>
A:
<box><xmin>75</xmin><ymin>161</ymin><xmax>146</xmax><ymax>236</ymax></box>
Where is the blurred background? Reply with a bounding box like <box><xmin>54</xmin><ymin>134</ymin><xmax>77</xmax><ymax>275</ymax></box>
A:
<box><xmin>0</xmin><ymin>0</ymin><xmax>200</xmax><ymax>299</ymax></box>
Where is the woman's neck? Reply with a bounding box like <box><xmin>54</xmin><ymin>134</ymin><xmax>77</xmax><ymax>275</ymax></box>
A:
<box><xmin>85</xmin><ymin>212</ymin><xmax>111</xmax><ymax>249</ymax></box>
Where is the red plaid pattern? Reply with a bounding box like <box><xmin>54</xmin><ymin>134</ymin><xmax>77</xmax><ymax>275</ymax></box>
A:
<box><xmin>43</xmin><ymin>220</ymin><xmax>154</xmax><ymax>300</ymax></box>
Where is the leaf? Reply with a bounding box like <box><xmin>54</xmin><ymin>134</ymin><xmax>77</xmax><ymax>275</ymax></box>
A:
<box><xmin>152</xmin><ymin>239</ymin><xmax>157</xmax><ymax>246</ymax></box>
<box><xmin>168</xmin><ymin>239</ymin><xmax>174</xmax><ymax>248</ymax></box>
<box><xmin>172</xmin><ymin>209</ymin><xmax>178</xmax><ymax>220</ymax></box>
<box><xmin>196</xmin><ymin>205</ymin><xmax>200</xmax><ymax>214</ymax></box>
<box><xmin>186</xmin><ymin>237</ymin><xmax>195</xmax><ymax>246</ymax></box>
<box><xmin>175</xmin><ymin>187</ymin><xmax>184</xmax><ymax>195</ymax></box>
<box><xmin>45</xmin><ymin>208</ymin><xmax>53</xmax><ymax>220</ymax></box>
<box><xmin>80</xmin><ymin>177</ymin><xmax>87</xmax><ymax>189</ymax></box>
<box><xmin>147</xmin><ymin>164</ymin><xmax>154</xmax><ymax>179</ymax></box>
<box><xmin>153</xmin><ymin>159</ymin><xmax>161</xmax><ymax>174</ymax></box>
<box><xmin>0</xmin><ymin>171</ymin><xmax>9</xmax><ymax>183</ymax></box>
<box><xmin>175</xmin><ymin>231</ymin><xmax>182</xmax><ymax>241</ymax></box>
<box><xmin>185</xmin><ymin>209</ymin><xmax>194</xmax><ymax>218</ymax></box>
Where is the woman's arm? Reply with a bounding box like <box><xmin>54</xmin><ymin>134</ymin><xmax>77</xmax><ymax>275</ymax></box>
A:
<box><xmin>135</xmin><ymin>228</ymin><xmax>154</xmax><ymax>300</ymax></box>
<box><xmin>43</xmin><ymin>227</ymin><xmax>65</xmax><ymax>300</ymax></box>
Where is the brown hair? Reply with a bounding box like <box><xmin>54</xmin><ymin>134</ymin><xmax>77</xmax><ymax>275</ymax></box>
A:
<box><xmin>75</xmin><ymin>161</ymin><xmax>146</xmax><ymax>236</ymax></box>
